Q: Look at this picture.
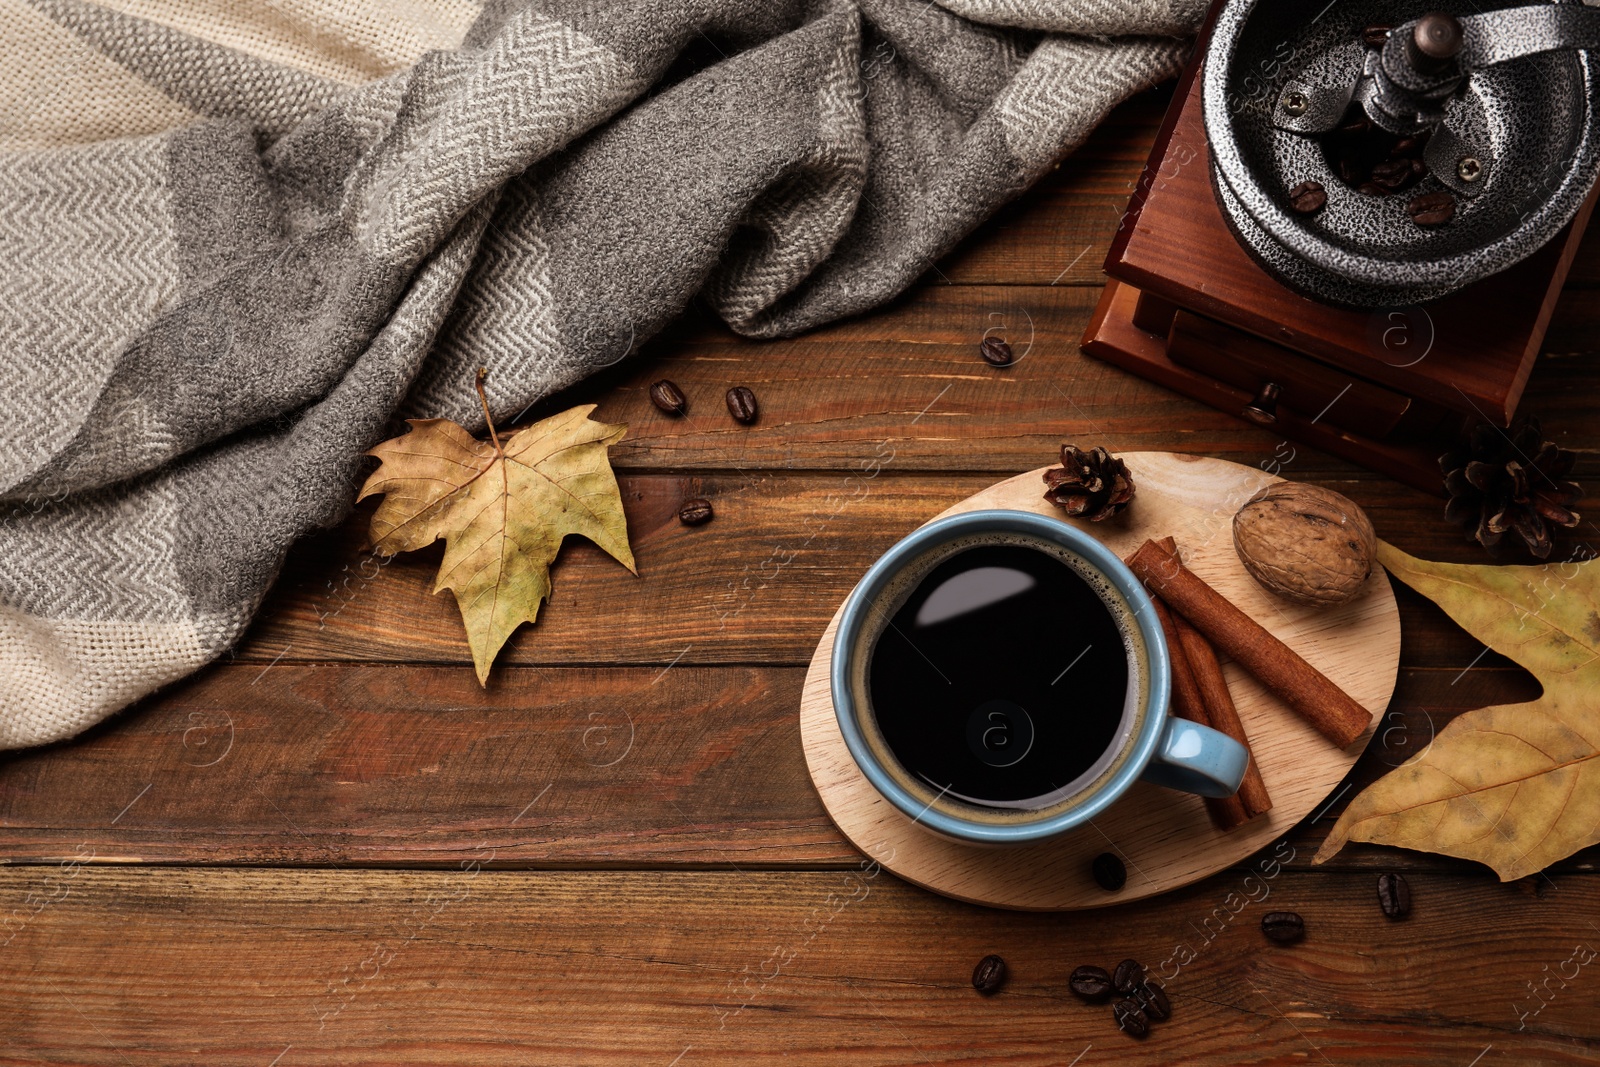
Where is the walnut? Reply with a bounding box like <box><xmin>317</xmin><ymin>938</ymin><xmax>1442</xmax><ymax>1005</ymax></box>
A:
<box><xmin>1232</xmin><ymin>483</ymin><xmax>1377</xmax><ymax>606</ymax></box>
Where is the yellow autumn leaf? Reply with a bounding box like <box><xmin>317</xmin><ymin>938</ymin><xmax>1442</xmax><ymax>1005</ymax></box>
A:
<box><xmin>357</xmin><ymin>399</ymin><xmax>635</xmax><ymax>684</ymax></box>
<box><xmin>1315</xmin><ymin>541</ymin><xmax>1600</xmax><ymax>880</ymax></box>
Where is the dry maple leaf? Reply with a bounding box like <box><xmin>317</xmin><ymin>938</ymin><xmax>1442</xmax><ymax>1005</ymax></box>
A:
<box><xmin>358</xmin><ymin>373</ymin><xmax>634</xmax><ymax>684</ymax></box>
<box><xmin>1315</xmin><ymin>541</ymin><xmax>1600</xmax><ymax>880</ymax></box>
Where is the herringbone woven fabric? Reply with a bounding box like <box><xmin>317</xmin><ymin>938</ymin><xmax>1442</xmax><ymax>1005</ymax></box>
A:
<box><xmin>0</xmin><ymin>0</ymin><xmax>1195</xmax><ymax>748</ymax></box>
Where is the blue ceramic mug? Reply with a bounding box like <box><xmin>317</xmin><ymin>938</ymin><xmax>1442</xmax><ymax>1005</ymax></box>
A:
<box><xmin>831</xmin><ymin>509</ymin><xmax>1248</xmax><ymax>846</ymax></box>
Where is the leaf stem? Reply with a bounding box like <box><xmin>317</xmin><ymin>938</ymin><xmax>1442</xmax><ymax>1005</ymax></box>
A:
<box><xmin>475</xmin><ymin>367</ymin><xmax>503</xmax><ymax>455</ymax></box>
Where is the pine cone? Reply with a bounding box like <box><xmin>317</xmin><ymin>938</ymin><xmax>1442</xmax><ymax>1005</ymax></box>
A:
<box><xmin>1440</xmin><ymin>416</ymin><xmax>1582</xmax><ymax>559</ymax></box>
<box><xmin>1043</xmin><ymin>445</ymin><xmax>1135</xmax><ymax>521</ymax></box>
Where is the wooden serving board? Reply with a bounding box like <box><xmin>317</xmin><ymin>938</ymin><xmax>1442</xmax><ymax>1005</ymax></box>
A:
<box><xmin>799</xmin><ymin>452</ymin><xmax>1400</xmax><ymax>911</ymax></box>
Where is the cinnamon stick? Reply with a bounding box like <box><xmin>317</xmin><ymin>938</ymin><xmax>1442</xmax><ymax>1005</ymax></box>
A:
<box><xmin>1173</xmin><ymin>612</ymin><xmax>1272</xmax><ymax>820</ymax></box>
<box><xmin>1151</xmin><ymin>595</ymin><xmax>1209</xmax><ymax>730</ymax></box>
<box><xmin>1126</xmin><ymin>538</ymin><xmax>1371</xmax><ymax>748</ymax></box>
<box><xmin>1128</xmin><ymin>541</ymin><xmax>1250</xmax><ymax>831</ymax></box>
<box><xmin>1138</xmin><ymin>537</ymin><xmax>1208</xmax><ymax>731</ymax></box>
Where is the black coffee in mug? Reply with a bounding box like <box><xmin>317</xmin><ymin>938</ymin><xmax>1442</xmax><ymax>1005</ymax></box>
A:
<box><xmin>864</xmin><ymin>533</ymin><xmax>1136</xmax><ymax>810</ymax></box>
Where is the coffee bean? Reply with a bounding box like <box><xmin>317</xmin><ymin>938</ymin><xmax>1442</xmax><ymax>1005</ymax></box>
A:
<box><xmin>1112</xmin><ymin>998</ymin><xmax>1150</xmax><ymax>1039</ymax></box>
<box><xmin>677</xmin><ymin>498</ymin><xmax>714</xmax><ymax>526</ymax></box>
<box><xmin>1407</xmin><ymin>190</ymin><xmax>1455</xmax><ymax>226</ymax></box>
<box><xmin>1069</xmin><ymin>965</ymin><xmax>1114</xmax><ymax>1000</ymax></box>
<box><xmin>649</xmin><ymin>379</ymin><xmax>687</xmax><ymax>416</ymax></box>
<box><xmin>1261</xmin><ymin>911</ymin><xmax>1306</xmax><ymax>944</ymax></box>
<box><xmin>1370</xmin><ymin>158</ymin><xmax>1416</xmax><ymax>191</ymax></box>
<box><xmin>1377</xmin><ymin>872</ymin><xmax>1412</xmax><ymax>919</ymax></box>
<box><xmin>1361</xmin><ymin>23</ymin><xmax>1393</xmax><ymax>47</ymax></box>
<box><xmin>1287</xmin><ymin>180</ymin><xmax>1327</xmax><ymax>214</ymax></box>
<box><xmin>725</xmin><ymin>385</ymin><xmax>759</xmax><ymax>424</ymax></box>
<box><xmin>1357</xmin><ymin>181</ymin><xmax>1388</xmax><ymax>197</ymax></box>
<box><xmin>1091</xmin><ymin>852</ymin><xmax>1127</xmax><ymax>892</ymax></box>
<box><xmin>1337</xmin><ymin>113</ymin><xmax>1372</xmax><ymax>136</ymax></box>
<box><xmin>1113</xmin><ymin>958</ymin><xmax>1145</xmax><ymax>994</ymax></box>
<box><xmin>978</xmin><ymin>336</ymin><xmax>1015</xmax><ymax>367</ymax></box>
<box><xmin>971</xmin><ymin>954</ymin><xmax>1007</xmax><ymax>994</ymax></box>
<box><xmin>1391</xmin><ymin>135</ymin><xmax>1424</xmax><ymax>159</ymax></box>
<box><xmin>1133</xmin><ymin>981</ymin><xmax>1171</xmax><ymax>1022</ymax></box>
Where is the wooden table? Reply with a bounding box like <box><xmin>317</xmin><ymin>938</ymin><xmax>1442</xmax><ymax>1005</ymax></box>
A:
<box><xmin>4</xmin><ymin>85</ymin><xmax>1599</xmax><ymax>1065</ymax></box>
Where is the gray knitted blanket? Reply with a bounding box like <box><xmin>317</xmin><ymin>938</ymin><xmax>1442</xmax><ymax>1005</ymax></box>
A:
<box><xmin>0</xmin><ymin>0</ymin><xmax>1198</xmax><ymax>749</ymax></box>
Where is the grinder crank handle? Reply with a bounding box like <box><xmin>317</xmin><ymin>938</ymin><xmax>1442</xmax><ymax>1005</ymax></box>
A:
<box><xmin>1367</xmin><ymin>7</ymin><xmax>1600</xmax><ymax>132</ymax></box>
<box><xmin>1442</xmin><ymin>5</ymin><xmax>1600</xmax><ymax>72</ymax></box>
<box><xmin>1276</xmin><ymin>5</ymin><xmax>1600</xmax><ymax>137</ymax></box>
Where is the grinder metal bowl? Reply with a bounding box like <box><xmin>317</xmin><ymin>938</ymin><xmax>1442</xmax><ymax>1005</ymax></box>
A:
<box><xmin>1203</xmin><ymin>0</ymin><xmax>1600</xmax><ymax>307</ymax></box>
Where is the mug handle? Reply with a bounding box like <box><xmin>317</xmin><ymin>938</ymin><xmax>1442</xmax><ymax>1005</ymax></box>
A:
<box><xmin>1140</xmin><ymin>718</ymin><xmax>1250</xmax><ymax>798</ymax></box>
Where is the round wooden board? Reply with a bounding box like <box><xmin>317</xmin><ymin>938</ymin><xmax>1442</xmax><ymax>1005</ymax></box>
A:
<box><xmin>800</xmin><ymin>452</ymin><xmax>1400</xmax><ymax>911</ymax></box>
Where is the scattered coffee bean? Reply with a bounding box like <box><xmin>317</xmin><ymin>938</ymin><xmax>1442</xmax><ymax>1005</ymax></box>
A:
<box><xmin>725</xmin><ymin>385</ymin><xmax>759</xmax><ymax>424</ymax></box>
<box><xmin>1091</xmin><ymin>852</ymin><xmax>1127</xmax><ymax>892</ymax></box>
<box><xmin>1287</xmin><ymin>180</ymin><xmax>1327</xmax><ymax>214</ymax></box>
<box><xmin>1377</xmin><ymin>872</ymin><xmax>1412</xmax><ymax>919</ymax></box>
<box><xmin>1407</xmin><ymin>190</ymin><xmax>1456</xmax><ymax>226</ymax></box>
<box><xmin>677</xmin><ymin>498</ymin><xmax>714</xmax><ymax>526</ymax></box>
<box><xmin>971</xmin><ymin>954</ymin><xmax>1007</xmax><ymax>994</ymax></box>
<box><xmin>1261</xmin><ymin>911</ymin><xmax>1306</xmax><ymax>944</ymax></box>
<box><xmin>1361</xmin><ymin>23</ymin><xmax>1393</xmax><ymax>48</ymax></box>
<box><xmin>1337</xmin><ymin>113</ymin><xmax>1372</xmax><ymax>136</ymax></box>
<box><xmin>1133</xmin><ymin>981</ymin><xmax>1171</xmax><ymax>1022</ymax></box>
<box><xmin>1069</xmin><ymin>965</ymin><xmax>1115</xmax><ymax>1001</ymax></box>
<box><xmin>649</xmin><ymin>379</ymin><xmax>687</xmax><ymax>416</ymax></box>
<box><xmin>1357</xmin><ymin>181</ymin><xmax>1388</xmax><ymax>197</ymax></box>
<box><xmin>1369</xmin><ymin>157</ymin><xmax>1416</xmax><ymax>191</ymax></box>
<box><xmin>1113</xmin><ymin>958</ymin><xmax>1145</xmax><ymax>994</ymax></box>
<box><xmin>1391</xmin><ymin>135</ymin><xmax>1424</xmax><ymax>159</ymax></box>
<box><xmin>978</xmin><ymin>336</ymin><xmax>1015</xmax><ymax>367</ymax></box>
<box><xmin>1112</xmin><ymin>997</ymin><xmax>1150</xmax><ymax>1039</ymax></box>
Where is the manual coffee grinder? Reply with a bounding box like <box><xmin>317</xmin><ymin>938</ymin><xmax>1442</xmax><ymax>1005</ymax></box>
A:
<box><xmin>1082</xmin><ymin>0</ymin><xmax>1600</xmax><ymax>493</ymax></box>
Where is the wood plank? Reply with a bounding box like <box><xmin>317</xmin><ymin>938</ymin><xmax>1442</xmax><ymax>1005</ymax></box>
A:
<box><xmin>515</xmin><ymin>284</ymin><xmax>1600</xmax><ymax>478</ymax></box>
<box><xmin>0</xmin><ymin>665</ymin><xmax>833</xmax><ymax>868</ymax></box>
<box><xmin>940</xmin><ymin>190</ymin><xmax>1136</xmax><ymax>289</ymax></box>
<box><xmin>233</xmin><ymin>468</ymin><xmax>1596</xmax><ymax>669</ymax></box>
<box><xmin>0</xmin><ymin>664</ymin><xmax>1587</xmax><ymax>875</ymax></box>
<box><xmin>593</xmin><ymin>285</ymin><xmax>1284</xmax><ymax>474</ymax></box>
<box><xmin>2</xmin><ymin>866</ymin><xmax>1595</xmax><ymax>1064</ymax></box>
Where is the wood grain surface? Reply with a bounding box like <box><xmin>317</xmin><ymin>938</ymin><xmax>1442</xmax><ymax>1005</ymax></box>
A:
<box><xmin>486</xmin><ymin>285</ymin><xmax>1600</xmax><ymax>478</ymax></box>
<box><xmin>0</xmin><ymin>663</ymin><xmax>1566</xmax><ymax>871</ymax></box>
<box><xmin>2</xmin><ymin>83</ymin><xmax>1598</xmax><ymax>1064</ymax></box>
<box><xmin>2</xmin><ymin>867</ymin><xmax>1595</xmax><ymax>1065</ymax></box>
<box><xmin>230</xmin><ymin>471</ymin><xmax>1572</xmax><ymax>670</ymax></box>
<box><xmin>801</xmin><ymin>455</ymin><xmax>1398</xmax><ymax>910</ymax></box>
